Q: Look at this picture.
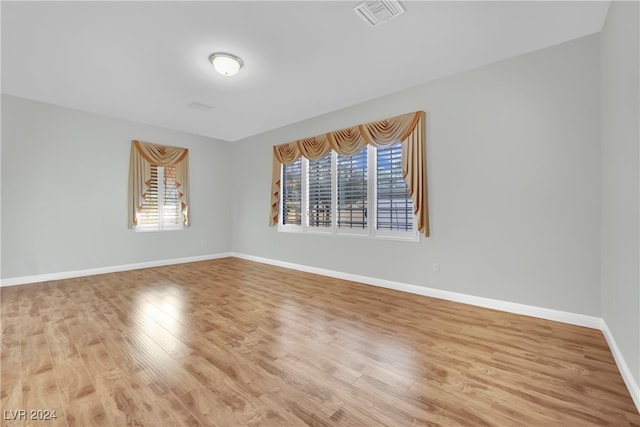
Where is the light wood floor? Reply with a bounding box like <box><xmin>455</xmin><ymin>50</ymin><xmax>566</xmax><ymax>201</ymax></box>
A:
<box><xmin>1</xmin><ymin>257</ymin><xmax>639</xmax><ymax>426</ymax></box>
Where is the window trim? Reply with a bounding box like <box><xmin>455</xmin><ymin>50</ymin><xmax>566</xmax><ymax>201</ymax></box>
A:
<box><xmin>278</xmin><ymin>146</ymin><xmax>419</xmax><ymax>242</ymax></box>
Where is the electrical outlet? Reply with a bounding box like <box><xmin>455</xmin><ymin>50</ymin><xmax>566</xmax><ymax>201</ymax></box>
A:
<box><xmin>433</xmin><ymin>263</ymin><xmax>440</xmax><ymax>273</ymax></box>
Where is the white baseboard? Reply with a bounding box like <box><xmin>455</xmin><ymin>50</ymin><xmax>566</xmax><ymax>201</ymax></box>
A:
<box><xmin>601</xmin><ymin>320</ymin><xmax>640</xmax><ymax>412</ymax></box>
<box><xmin>230</xmin><ymin>252</ymin><xmax>601</xmax><ymax>329</ymax></box>
<box><xmin>3</xmin><ymin>251</ymin><xmax>602</xmax><ymax>329</ymax></box>
<box><xmin>0</xmin><ymin>252</ymin><xmax>232</xmax><ymax>287</ymax></box>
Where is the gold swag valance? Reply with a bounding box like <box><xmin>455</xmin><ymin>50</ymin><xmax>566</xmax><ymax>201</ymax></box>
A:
<box><xmin>270</xmin><ymin>111</ymin><xmax>429</xmax><ymax>237</ymax></box>
<box><xmin>128</xmin><ymin>140</ymin><xmax>190</xmax><ymax>228</ymax></box>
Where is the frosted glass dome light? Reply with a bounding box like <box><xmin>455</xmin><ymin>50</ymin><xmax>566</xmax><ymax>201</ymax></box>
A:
<box><xmin>209</xmin><ymin>52</ymin><xmax>244</xmax><ymax>77</ymax></box>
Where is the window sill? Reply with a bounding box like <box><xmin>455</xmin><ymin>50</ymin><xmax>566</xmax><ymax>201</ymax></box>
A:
<box><xmin>277</xmin><ymin>226</ymin><xmax>420</xmax><ymax>243</ymax></box>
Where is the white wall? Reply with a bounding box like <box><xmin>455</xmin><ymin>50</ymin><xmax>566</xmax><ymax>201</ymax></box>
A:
<box><xmin>1</xmin><ymin>95</ymin><xmax>232</xmax><ymax>279</ymax></box>
<box><xmin>231</xmin><ymin>34</ymin><xmax>602</xmax><ymax>316</ymax></box>
<box><xmin>600</xmin><ymin>0</ymin><xmax>640</xmax><ymax>394</ymax></box>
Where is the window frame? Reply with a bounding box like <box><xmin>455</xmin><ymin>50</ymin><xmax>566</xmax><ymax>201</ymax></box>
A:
<box><xmin>278</xmin><ymin>146</ymin><xmax>419</xmax><ymax>242</ymax></box>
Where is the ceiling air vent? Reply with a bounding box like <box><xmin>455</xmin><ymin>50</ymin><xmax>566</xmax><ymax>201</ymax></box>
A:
<box><xmin>354</xmin><ymin>0</ymin><xmax>405</xmax><ymax>27</ymax></box>
<box><xmin>188</xmin><ymin>101</ymin><xmax>213</xmax><ymax>112</ymax></box>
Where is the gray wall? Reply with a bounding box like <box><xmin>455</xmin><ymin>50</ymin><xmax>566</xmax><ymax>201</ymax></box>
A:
<box><xmin>231</xmin><ymin>34</ymin><xmax>602</xmax><ymax>316</ymax></box>
<box><xmin>1</xmin><ymin>95</ymin><xmax>232</xmax><ymax>279</ymax></box>
<box><xmin>600</xmin><ymin>1</ymin><xmax>640</xmax><ymax>391</ymax></box>
<box><xmin>1</xmin><ymin>33</ymin><xmax>608</xmax><ymax>319</ymax></box>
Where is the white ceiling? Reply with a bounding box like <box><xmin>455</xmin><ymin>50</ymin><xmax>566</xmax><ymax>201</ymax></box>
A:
<box><xmin>1</xmin><ymin>1</ymin><xmax>610</xmax><ymax>142</ymax></box>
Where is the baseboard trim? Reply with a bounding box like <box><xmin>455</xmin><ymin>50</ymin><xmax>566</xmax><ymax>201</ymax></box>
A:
<box><xmin>0</xmin><ymin>252</ymin><xmax>233</xmax><ymax>287</ymax></box>
<box><xmin>3</xmin><ymin>251</ymin><xmax>601</xmax><ymax>328</ymax></box>
<box><xmin>230</xmin><ymin>252</ymin><xmax>602</xmax><ymax>329</ymax></box>
<box><xmin>601</xmin><ymin>320</ymin><xmax>640</xmax><ymax>412</ymax></box>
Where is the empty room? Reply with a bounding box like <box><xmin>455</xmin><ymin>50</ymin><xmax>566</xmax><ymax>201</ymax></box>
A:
<box><xmin>1</xmin><ymin>1</ymin><xmax>639</xmax><ymax>425</ymax></box>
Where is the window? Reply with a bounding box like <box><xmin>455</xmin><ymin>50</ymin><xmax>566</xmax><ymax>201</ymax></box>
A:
<box><xmin>270</xmin><ymin>111</ymin><xmax>427</xmax><ymax>236</ymax></box>
<box><xmin>136</xmin><ymin>165</ymin><xmax>183</xmax><ymax>232</ymax></box>
<box><xmin>129</xmin><ymin>140</ymin><xmax>189</xmax><ymax>231</ymax></box>
<box><xmin>281</xmin><ymin>157</ymin><xmax>302</xmax><ymax>226</ymax></box>
<box><xmin>279</xmin><ymin>144</ymin><xmax>418</xmax><ymax>241</ymax></box>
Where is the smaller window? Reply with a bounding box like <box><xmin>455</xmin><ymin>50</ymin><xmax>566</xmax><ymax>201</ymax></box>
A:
<box><xmin>136</xmin><ymin>165</ymin><xmax>183</xmax><ymax>232</ymax></box>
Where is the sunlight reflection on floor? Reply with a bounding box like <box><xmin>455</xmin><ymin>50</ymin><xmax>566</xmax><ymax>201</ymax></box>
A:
<box><xmin>131</xmin><ymin>285</ymin><xmax>189</xmax><ymax>372</ymax></box>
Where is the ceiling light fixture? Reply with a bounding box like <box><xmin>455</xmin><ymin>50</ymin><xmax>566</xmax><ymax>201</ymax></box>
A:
<box><xmin>209</xmin><ymin>52</ymin><xmax>244</xmax><ymax>77</ymax></box>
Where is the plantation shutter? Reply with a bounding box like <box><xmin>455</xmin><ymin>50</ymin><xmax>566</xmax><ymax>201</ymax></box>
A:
<box><xmin>138</xmin><ymin>165</ymin><xmax>160</xmax><ymax>226</ymax></box>
<box><xmin>377</xmin><ymin>144</ymin><xmax>413</xmax><ymax>231</ymax></box>
<box><xmin>308</xmin><ymin>153</ymin><xmax>332</xmax><ymax>228</ymax></box>
<box><xmin>282</xmin><ymin>158</ymin><xmax>302</xmax><ymax>226</ymax></box>
<box><xmin>161</xmin><ymin>165</ymin><xmax>182</xmax><ymax>227</ymax></box>
<box><xmin>337</xmin><ymin>147</ymin><xmax>368</xmax><ymax>229</ymax></box>
<box><xmin>136</xmin><ymin>165</ymin><xmax>182</xmax><ymax>230</ymax></box>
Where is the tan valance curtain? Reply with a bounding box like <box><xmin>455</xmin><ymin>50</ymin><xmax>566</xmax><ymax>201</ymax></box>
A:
<box><xmin>128</xmin><ymin>140</ymin><xmax>190</xmax><ymax>228</ymax></box>
<box><xmin>270</xmin><ymin>111</ymin><xmax>429</xmax><ymax>236</ymax></box>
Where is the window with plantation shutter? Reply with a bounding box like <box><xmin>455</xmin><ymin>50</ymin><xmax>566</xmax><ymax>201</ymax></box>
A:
<box><xmin>129</xmin><ymin>140</ymin><xmax>189</xmax><ymax>231</ymax></box>
<box><xmin>136</xmin><ymin>165</ymin><xmax>182</xmax><ymax>231</ymax></box>
<box><xmin>376</xmin><ymin>143</ymin><xmax>413</xmax><ymax>231</ymax></box>
<box><xmin>277</xmin><ymin>145</ymin><xmax>417</xmax><ymax>241</ymax></box>
<box><xmin>281</xmin><ymin>157</ymin><xmax>302</xmax><ymax>226</ymax></box>
<box><xmin>308</xmin><ymin>152</ymin><xmax>332</xmax><ymax>228</ymax></box>
<box><xmin>337</xmin><ymin>148</ymin><xmax>368</xmax><ymax>230</ymax></box>
<box><xmin>271</xmin><ymin>111</ymin><xmax>427</xmax><ymax>238</ymax></box>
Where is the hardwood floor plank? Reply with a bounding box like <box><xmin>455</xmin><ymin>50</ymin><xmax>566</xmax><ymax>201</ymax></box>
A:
<box><xmin>1</xmin><ymin>346</ymin><xmax>24</xmax><ymax>425</ymax></box>
<box><xmin>145</xmin><ymin>380</ymin><xmax>202</xmax><ymax>427</ymax></box>
<box><xmin>1</xmin><ymin>257</ymin><xmax>639</xmax><ymax>426</ymax></box>
<box><xmin>1</xmin><ymin>317</ymin><xmax>20</xmax><ymax>349</ymax></box>
<box><xmin>21</xmin><ymin>368</ymin><xmax>69</xmax><ymax>427</ymax></box>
